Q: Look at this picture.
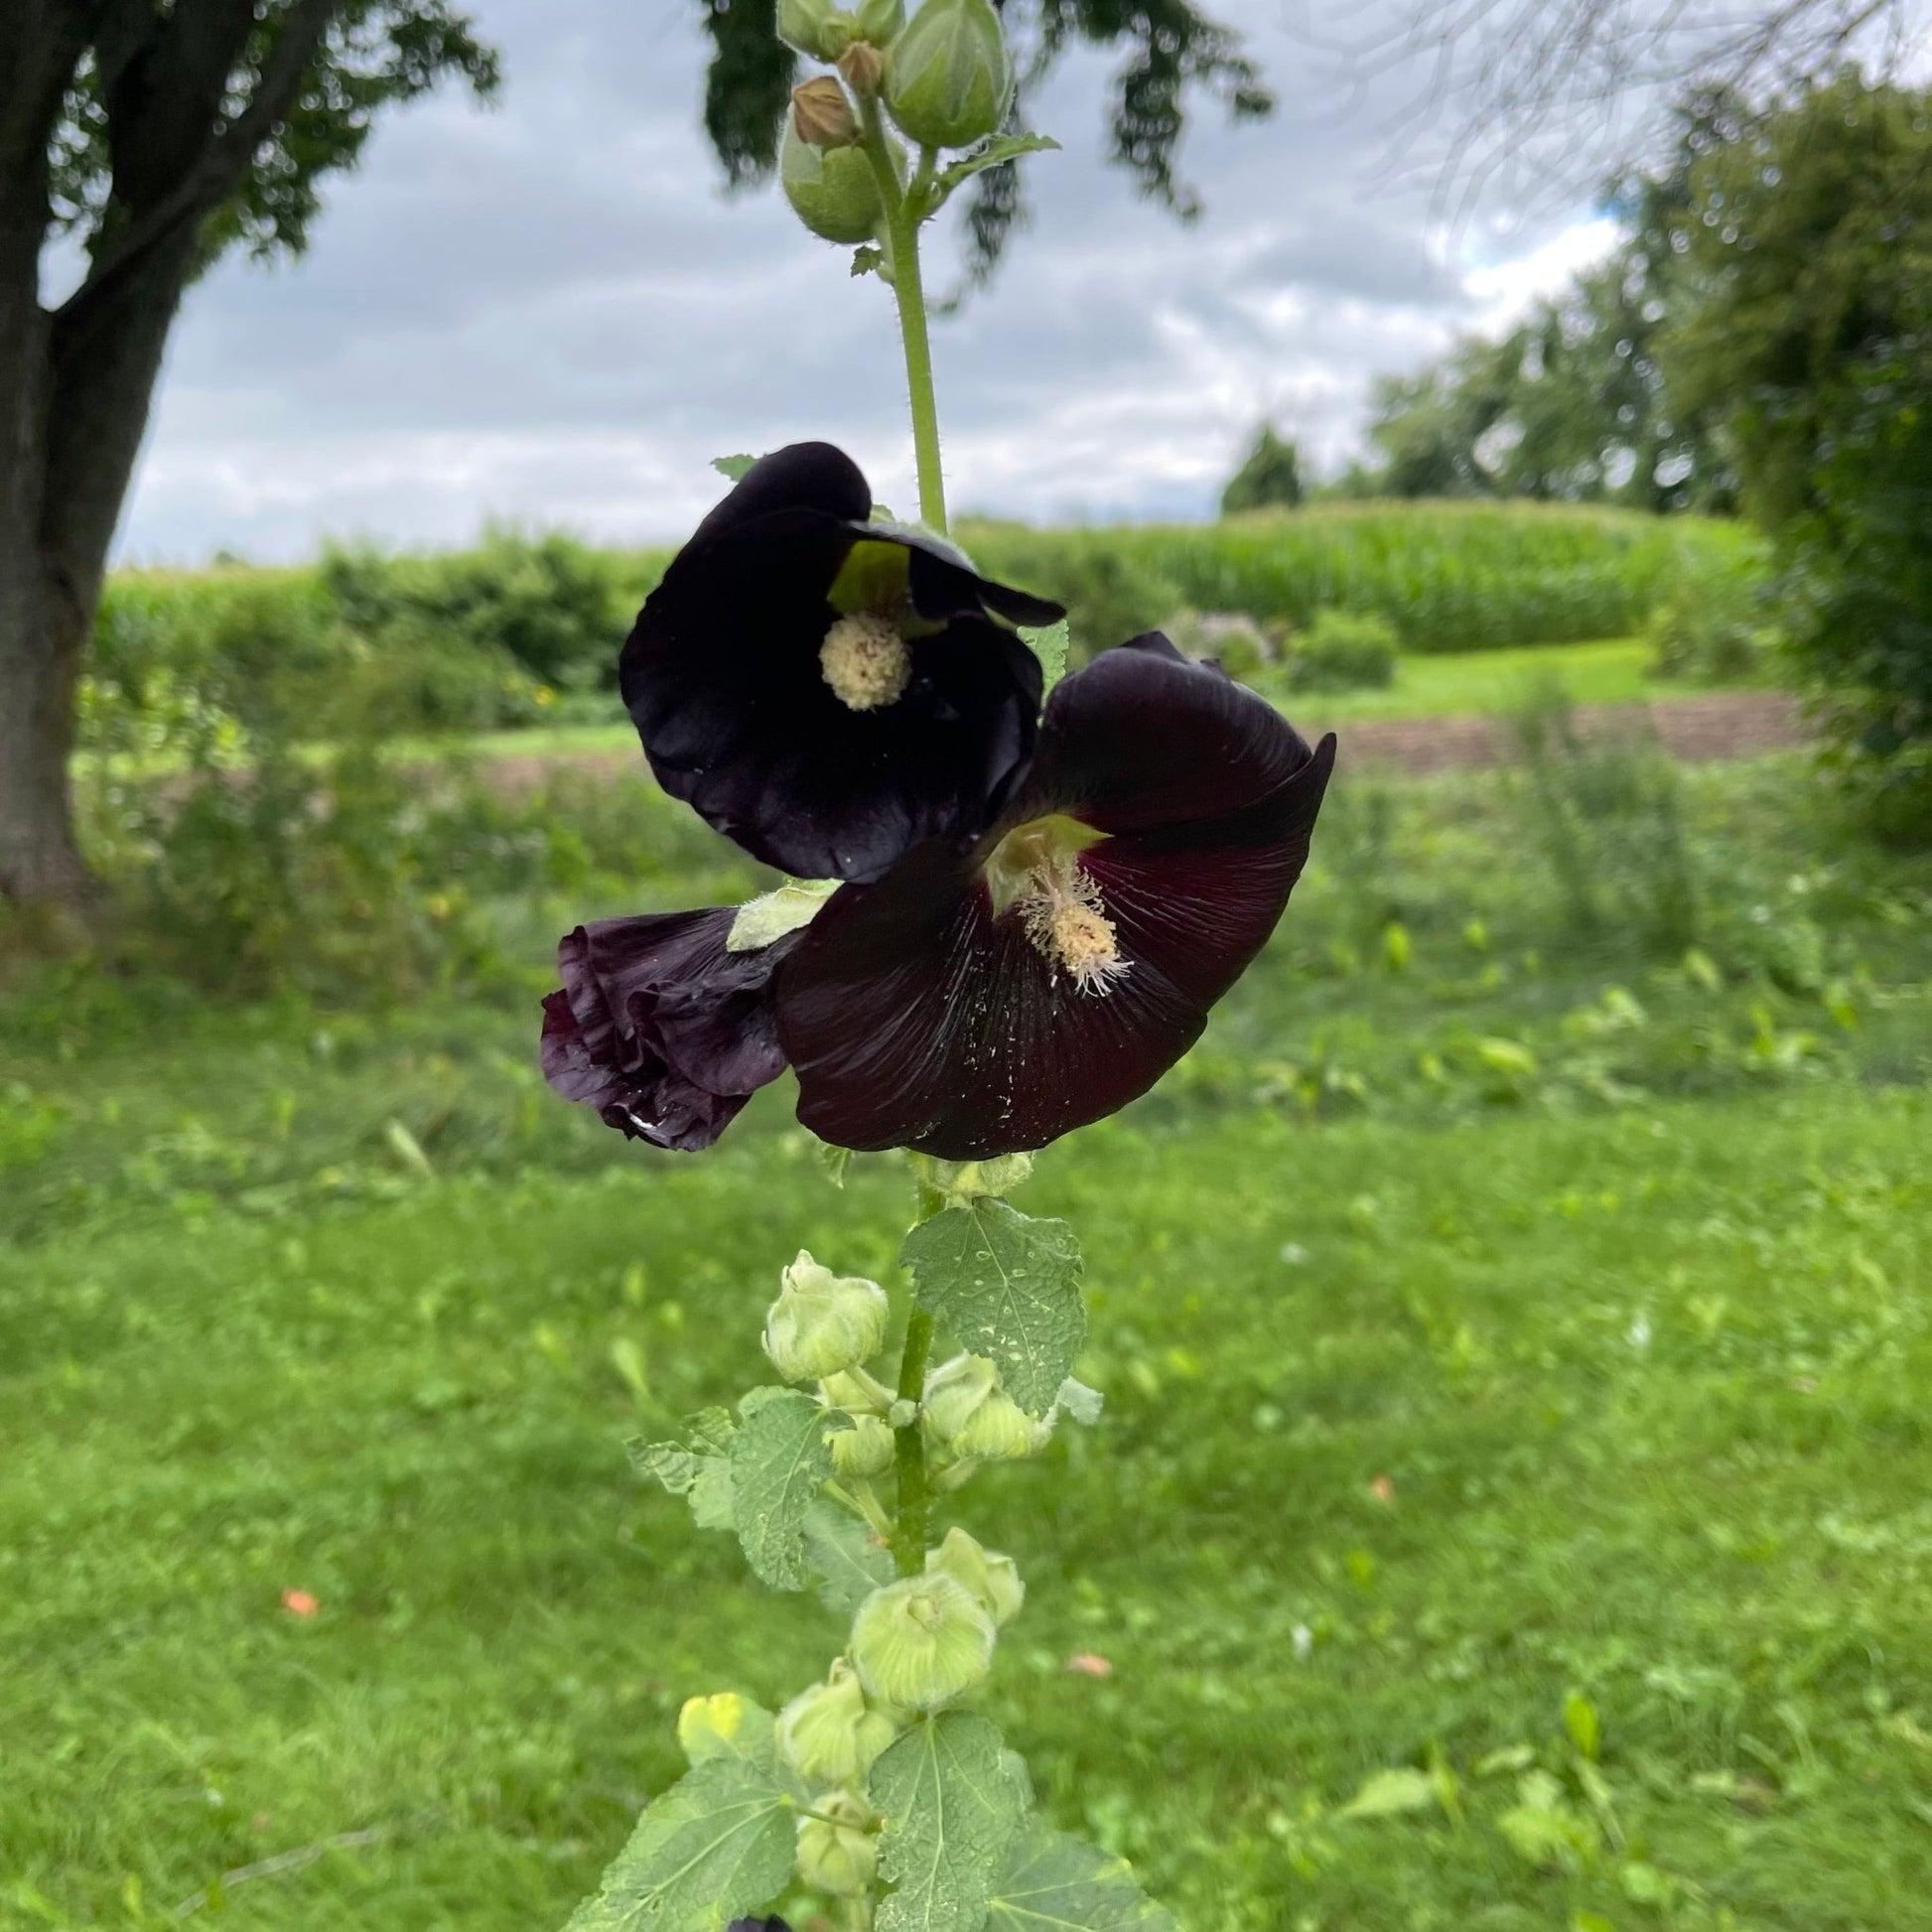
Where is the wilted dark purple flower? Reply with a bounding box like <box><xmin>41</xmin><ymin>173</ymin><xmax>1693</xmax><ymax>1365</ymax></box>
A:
<box><xmin>775</xmin><ymin>634</ymin><xmax>1335</xmax><ymax>1159</ymax></box>
<box><xmin>621</xmin><ymin>442</ymin><xmax>1061</xmax><ymax>883</ymax></box>
<box><xmin>539</xmin><ymin>908</ymin><xmax>798</xmax><ymax>1152</ymax></box>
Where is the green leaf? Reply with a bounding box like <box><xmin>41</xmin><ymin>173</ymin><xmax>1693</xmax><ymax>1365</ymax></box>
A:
<box><xmin>628</xmin><ymin>1409</ymin><xmax>737</xmax><ymax>1534</ymax></box>
<box><xmin>817</xmin><ymin>1141</ymin><xmax>856</xmax><ymax>1188</ymax></box>
<box><xmin>690</xmin><ymin>1455</ymin><xmax>736</xmax><ymax>1533</ymax></box>
<box><xmin>562</xmin><ymin>1756</ymin><xmax>794</xmax><ymax>1932</ymax></box>
<box><xmin>1019</xmin><ymin>619</ymin><xmax>1069</xmax><ymax>690</ymax></box>
<box><xmin>803</xmin><ymin>1499</ymin><xmax>895</xmax><ymax>1613</ymax></box>
<box><xmin>852</xmin><ymin>243</ymin><xmax>887</xmax><ymax>278</ymax></box>
<box><xmin>730</xmin><ymin>1387</ymin><xmax>836</xmax><ymax>1590</ymax></box>
<box><xmin>626</xmin><ymin>1439</ymin><xmax>706</xmax><ymax>1495</ymax></box>
<box><xmin>1335</xmin><ymin>1766</ymin><xmax>1441</xmax><ymax>1821</ymax></box>
<box><xmin>712</xmin><ymin>455</ymin><xmax>758</xmax><ymax>483</ymax></box>
<box><xmin>869</xmin><ymin>1713</ymin><xmax>1031</xmax><ymax>1932</ymax></box>
<box><xmin>985</xmin><ymin>1826</ymin><xmax>1176</xmax><ymax>1932</ymax></box>
<box><xmin>1564</xmin><ymin>1691</ymin><xmax>1601</xmax><ymax>1761</ymax></box>
<box><xmin>931</xmin><ymin>133</ymin><xmax>1061</xmax><ymax>205</ymax></box>
<box><xmin>727</xmin><ymin>879</ymin><xmax>840</xmax><ymax>952</ymax></box>
<box><xmin>900</xmin><ymin>1200</ymin><xmax>1085</xmax><ymax>1416</ymax></box>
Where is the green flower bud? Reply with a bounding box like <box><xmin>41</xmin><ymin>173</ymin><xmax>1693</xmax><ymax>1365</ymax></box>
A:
<box><xmin>780</xmin><ymin>116</ymin><xmax>884</xmax><ymax>246</ymax></box>
<box><xmin>850</xmin><ymin>1572</ymin><xmax>995</xmax><ymax>1711</ymax></box>
<box><xmin>926</xmin><ymin>1526</ymin><xmax>1025</xmax><ymax>1628</ymax></box>
<box><xmin>792</xmin><ymin>75</ymin><xmax>860</xmax><ymax>149</ymax></box>
<box><xmin>832</xmin><ymin>1412</ymin><xmax>897</xmax><ymax>1478</ymax></box>
<box><xmin>855</xmin><ymin>0</ymin><xmax>905</xmax><ymax>45</ymax></box>
<box><xmin>764</xmin><ymin>1249</ymin><xmax>890</xmax><ymax>1382</ymax></box>
<box><xmin>883</xmin><ymin>0</ymin><xmax>1013</xmax><ymax>150</ymax></box>
<box><xmin>796</xmin><ymin>1791</ymin><xmax>879</xmax><ymax>1896</ymax></box>
<box><xmin>922</xmin><ymin>1353</ymin><xmax>1038</xmax><ymax>1461</ymax></box>
<box><xmin>776</xmin><ymin>1658</ymin><xmax>899</xmax><ymax>1786</ymax></box>
<box><xmin>778</xmin><ymin>0</ymin><xmax>855</xmax><ymax>60</ymax></box>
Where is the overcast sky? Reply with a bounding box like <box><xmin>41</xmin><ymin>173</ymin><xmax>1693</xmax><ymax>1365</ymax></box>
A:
<box><xmin>114</xmin><ymin>0</ymin><xmax>1620</xmax><ymax>563</ymax></box>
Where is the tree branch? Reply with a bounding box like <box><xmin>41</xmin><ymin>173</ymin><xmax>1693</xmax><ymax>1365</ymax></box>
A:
<box><xmin>56</xmin><ymin>0</ymin><xmax>344</xmax><ymax>324</ymax></box>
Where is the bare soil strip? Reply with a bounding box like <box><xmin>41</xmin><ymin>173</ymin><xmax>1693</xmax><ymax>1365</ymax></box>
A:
<box><xmin>479</xmin><ymin>691</ymin><xmax>1811</xmax><ymax>796</ymax></box>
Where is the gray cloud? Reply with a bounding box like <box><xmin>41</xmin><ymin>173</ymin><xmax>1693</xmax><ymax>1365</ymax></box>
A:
<box><xmin>119</xmin><ymin>0</ymin><xmax>1606</xmax><ymax>561</ymax></box>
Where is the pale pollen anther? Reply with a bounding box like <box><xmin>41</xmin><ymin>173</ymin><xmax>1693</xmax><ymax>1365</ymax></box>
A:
<box><xmin>820</xmin><ymin>612</ymin><xmax>911</xmax><ymax>711</ymax></box>
<box><xmin>1020</xmin><ymin>860</ymin><xmax>1127</xmax><ymax>994</ymax></box>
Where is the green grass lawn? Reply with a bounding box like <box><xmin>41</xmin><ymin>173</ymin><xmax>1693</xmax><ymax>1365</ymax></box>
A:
<box><xmin>6</xmin><ymin>754</ymin><xmax>1931</xmax><ymax>1932</ymax></box>
<box><xmin>1285</xmin><ymin>637</ymin><xmax>1681</xmax><ymax>724</ymax></box>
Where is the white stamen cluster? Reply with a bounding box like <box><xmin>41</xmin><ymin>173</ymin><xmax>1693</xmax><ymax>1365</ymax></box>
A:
<box><xmin>1020</xmin><ymin>860</ymin><xmax>1127</xmax><ymax>993</ymax></box>
<box><xmin>819</xmin><ymin>612</ymin><xmax>911</xmax><ymax>711</ymax></box>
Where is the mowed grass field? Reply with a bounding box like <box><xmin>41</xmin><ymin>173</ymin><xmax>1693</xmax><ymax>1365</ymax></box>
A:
<box><xmin>6</xmin><ymin>752</ymin><xmax>1932</xmax><ymax>1932</ymax></box>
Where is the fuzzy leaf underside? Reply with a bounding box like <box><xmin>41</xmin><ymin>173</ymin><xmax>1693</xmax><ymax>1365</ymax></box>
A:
<box><xmin>561</xmin><ymin>1755</ymin><xmax>794</xmax><ymax>1932</ymax></box>
<box><xmin>803</xmin><ymin>1499</ymin><xmax>896</xmax><ymax>1613</ymax></box>
<box><xmin>984</xmin><ymin>1827</ymin><xmax>1176</xmax><ymax>1932</ymax></box>
<box><xmin>869</xmin><ymin>1713</ymin><xmax>1031</xmax><ymax>1932</ymax></box>
<box><xmin>730</xmin><ymin>1387</ymin><xmax>836</xmax><ymax>1590</ymax></box>
<box><xmin>901</xmin><ymin>1200</ymin><xmax>1086</xmax><ymax>1416</ymax></box>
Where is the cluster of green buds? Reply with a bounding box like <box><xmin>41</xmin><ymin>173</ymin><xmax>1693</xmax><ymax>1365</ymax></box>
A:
<box><xmin>776</xmin><ymin>0</ymin><xmax>1020</xmax><ymax>245</ymax></box>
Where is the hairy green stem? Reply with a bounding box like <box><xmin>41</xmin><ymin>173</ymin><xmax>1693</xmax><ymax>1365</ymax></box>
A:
<box><xmin>891</xmin><ymin>1306</ymin><xmax>934</xmax><ymax>1575</ymax></box>
<box><xmin>858</xmin><ymin>98</ymin><xmax>948</xmax><ymax>533</ymax></box>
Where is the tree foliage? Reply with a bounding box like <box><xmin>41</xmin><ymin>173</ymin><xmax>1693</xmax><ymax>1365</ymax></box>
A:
<box><xmin>0</xmin><ymin>0</ymin><xmax>495</xmax><ymax>909</ymax></box>
<box><xmin>1357</xmin><ymin>206</ymin><xmax>1733</xmax><ymax>512</ymax></box>
<box><xmin>698</xmin><ymin>0</ymin><xmax>1273</xmax><ymax>287</ymax></box>
<box><xmin>1662</xmin><ymin>72</ymin><xmax>1932</xmax><ymax>803</ymax></box>
<box><xmin>1220</xmin><ymin>424</ymin><xmax>1303</xmax><ymax>514</ymax></box>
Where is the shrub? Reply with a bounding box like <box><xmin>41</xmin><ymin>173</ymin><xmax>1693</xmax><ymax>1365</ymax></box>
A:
<box><xmin>1286</xmin><ymin>610</ymin><xmax>1399</xmax><ymax>693</ymax></box>
<box><xmin>321</xmin><ymin>526</ymin><xmax>631</xmax><ymax>693</ymax></box>
<box><xmin>1506</xmin><ymin>680</ymin><xmax>1703</xmax><ymax>953</ymax></box>
<box><xmin>1647</xmin><ymin>539</ymin><xmax>1777</xmax><ymax>686</ymax></box>
<box><xmin>962</xmin><ymin>524</ymin><xmax>1180</xmax><ymax>663</ymax></box>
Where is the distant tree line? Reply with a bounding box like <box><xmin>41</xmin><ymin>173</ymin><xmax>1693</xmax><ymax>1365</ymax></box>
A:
<box><xmin>1224</xmin><ymin>71</ymin><xmax>1932</xmax><ymax>815</ymax></box>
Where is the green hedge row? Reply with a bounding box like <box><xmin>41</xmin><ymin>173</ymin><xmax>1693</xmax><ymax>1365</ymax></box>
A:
<box><xmin>87</xmin><ymin>504</ymin><xmax>1762</xmax><ymax>755</ymax></box>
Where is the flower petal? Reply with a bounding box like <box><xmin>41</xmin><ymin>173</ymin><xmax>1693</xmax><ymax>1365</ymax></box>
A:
<box><xmin>541</xmin><ymin>989</ymin><xmax>752</xmax><ymax>1152</ymax></box>
<box><xmin>542</xmin><ymin>907</ymin><xmax>796</xmax><ymax>1152</ymax></box>
<box><xmin>1009</xmin><ymin>630</ymin><xmax>1317</xmax><ymax>838</ymax></box>
<box><xmin>689</xmin><ymin>443</ymin><xmax>869</xmax><ymax>547</ymax></box>
<box><xmin>776</xmin><ymin>637</ymin><xmax>1336</xmax><ymax>1158</ymax></box>
<box><xmin>620</xmin><ymin>446</ymin><xmax>1055</xmax><ymax>881</ymax></box>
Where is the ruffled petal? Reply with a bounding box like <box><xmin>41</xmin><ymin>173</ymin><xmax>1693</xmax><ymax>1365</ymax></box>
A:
<box><xmin>540</xmin><ymin>990</ymin><xmax>752</xmax><ymax>1152</ymax></box>
<box><xmin>542</xmin><ymin>907</ymin><xmax>796</xmax><ymax>1152</ymax></box>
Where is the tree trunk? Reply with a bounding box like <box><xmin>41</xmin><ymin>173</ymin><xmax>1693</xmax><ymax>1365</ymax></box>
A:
<box><xmin>0</xmin><ymin>568</ymin><xmax>93</xmax><ymax>910</ymax></box>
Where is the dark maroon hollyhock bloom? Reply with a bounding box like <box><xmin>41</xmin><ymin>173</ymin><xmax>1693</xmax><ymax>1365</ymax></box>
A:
<box><xmin>775</xmin><ymin>634</ymin><xmax>1336</xmax><ymax>1159</ymax></box>
<box><xmin>621</xmin><ymin>442</ymin><xmax>1061</xmax><ymax>883</ymax></box>
<box><xmin>727</xmin><ymin>1921</ymin><xmax>790</xmax><ymax>1932</ymax></box>
<box><xmin>539</xmin><ymin>908</ymin><xmax>798</xmax><ymax>1152</ymax></box>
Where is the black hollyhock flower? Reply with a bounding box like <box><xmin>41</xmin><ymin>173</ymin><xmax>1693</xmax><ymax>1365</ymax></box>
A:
<box><xmin>727</xmin><ymin>1921</ymin><xmax>790</xmax><ymax>1932</ymax></box>
<box><xmin>621</xmin><ymin>443</ymin><xmax>1061</xmax><ymax>883</ymax></box>
<box><xmin>539</xmin><ymin>908</ymin><xmax>798</xmax><ymax>1152</ymax></box>
<box><xmin>774</xmin><ymin>634</ymin><xmax>1336</xmax><ymax>1159</ymax></box>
